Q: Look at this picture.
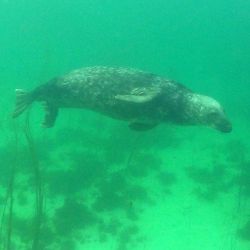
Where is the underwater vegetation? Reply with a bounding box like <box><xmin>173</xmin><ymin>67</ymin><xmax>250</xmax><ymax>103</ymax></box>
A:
<box><xmin>47</xmin><ymin>152</ymin><xmax>108</xmax><ymax>196</ymax></box>
<box><xmin>125</xmin><ymin>151</ymin><xmax>162</xmax><ymax>178</ymax></box>
<box><xmin>224</xmin><ymin>139</ymin><xmax>248</xmax><ymax>163</ymax></box>
<box><xmin>232</xmin><ymin>161</ymin><xmax>250</xmax><ymax>197</ymax></box>
<box><xmin>157</xmin><ymin>171</ymin><xmax>177</xmax><ymax>194</ymax></box>
<box><xmin>1</xmin><ymin>118</ymin><xmax>249</xmax><ymax>250</ymax></box>
<box><xmin>53</xmin><ymin>198</ymin><xmax>98</xmax><ymax>236</ymax></box>
<box><xmin>116</xmin><ymin>225</ymin><xmax>141</xmax><ymax>250</ymax></box>
<box><xmin>185</xmin><ymin>164</ymin><xmax>232</xmax><ymax>202</ymax></box>
<box><xmin>93</xmin><ymin>170</ymin><xmax>153</xmax><ymax>221</ymax></box>
<box><xmin>0</xmin><ymin>145</ymin><xmax>33</xmax><ymax>186</ymax></box>
<box><xmin>0</xmin><ymin>123</ymin><xmax>179</xmax><ymax>250</ymax></box>
<box><xmin>185</xmin><ymin>138</ymin><xmax>250</xmax><ymax>204</ymax></box>
<box><xmin>237</xmin><ymin>220</ymin><xmax>250</xmax><ymax>241</ymax></box>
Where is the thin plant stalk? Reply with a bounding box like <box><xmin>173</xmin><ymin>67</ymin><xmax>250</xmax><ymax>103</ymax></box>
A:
<box><xmin>0</xmin><ymin>122</ymin><xmax>19</xmax><ymax>250</ymax></box>
<box><xmin>24</xmin><ymin>112</ymin><xmax>44</xmax><ymax>250</ymax></box>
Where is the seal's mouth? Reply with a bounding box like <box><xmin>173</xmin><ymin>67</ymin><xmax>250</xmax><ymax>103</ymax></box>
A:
<box><xmin>206</xmin><ymin>109</ymin><xmax>232</xmax><ymax>133</ymax></box>
<box><xmin>215</xmin><ymin>120</ymin><xmax>232</xmax><ymax>133</ymax></box>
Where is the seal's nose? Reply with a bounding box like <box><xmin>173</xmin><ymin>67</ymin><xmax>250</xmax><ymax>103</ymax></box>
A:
<box><xmin>218</xmin><ymin>120</ymin><xmax>232</xmax><ymax>133</ymax></box>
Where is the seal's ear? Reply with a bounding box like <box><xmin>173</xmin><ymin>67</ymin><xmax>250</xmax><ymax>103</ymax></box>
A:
<box><xmin>115</xmin><ymin>86</ymin><xmax>161</xmax><ymax>103</ymax></box>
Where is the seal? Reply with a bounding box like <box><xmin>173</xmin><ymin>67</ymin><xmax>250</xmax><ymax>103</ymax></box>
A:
<box><xmin>12</xmin><ymin>66</ymin><xmax>232</xmax><ymax>133</ymax></box>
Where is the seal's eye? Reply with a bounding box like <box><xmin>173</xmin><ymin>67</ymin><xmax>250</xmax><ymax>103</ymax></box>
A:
<box><xmin>207</xmin><ymin>111</ymin><xmax>219</xmax><ymax>121</ymax></box>
<box><xmin>208</xmin><ymin>111</ymin><xmax>218</xmax><ymax>116</ymax></box>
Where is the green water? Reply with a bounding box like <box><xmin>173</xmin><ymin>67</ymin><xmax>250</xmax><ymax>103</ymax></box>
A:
<box><xmin>0</xmin><ymin>1</ymin><xmax>250</xmax><ymax>249</ymax></box>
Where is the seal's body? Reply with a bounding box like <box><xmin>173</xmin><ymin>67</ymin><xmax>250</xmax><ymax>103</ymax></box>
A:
<box><xmin>12</xmin><ymin>66</ymin><xmax>232</xmax><ymax>132</ymax></box>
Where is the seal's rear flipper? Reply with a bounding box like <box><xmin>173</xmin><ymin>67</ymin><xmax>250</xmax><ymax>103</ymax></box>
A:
<box><xmin>42</xmin><ymin>102</ymin><xmax>58</xmax><ymax>128</ymax></box>
<box><xmin>12</xmin><ymin>89</ymin><xmax>34</xmax><ymax>118</ymax></box>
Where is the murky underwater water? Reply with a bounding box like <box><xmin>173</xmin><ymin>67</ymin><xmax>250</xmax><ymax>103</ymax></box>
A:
<box><xmin>0</xmin><ymin>1</ymin><xmax>250</xmax><ymax>249</ymax></box>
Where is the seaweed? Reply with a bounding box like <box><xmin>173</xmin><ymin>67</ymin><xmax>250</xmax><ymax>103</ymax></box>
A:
<box><xmin>93</xmin><ymin>170</ymin><xmax>153</xmax><ymax>225</ymax></box>
<box><xmin>140</xmin><ymin>126</ymin><xmax>182</xmax><ymax>150</ymax></box>
<box><xmin>58</xmin><ymin>239</ymin><xmax>76</xmax><ymax>250</ymax></box>
<box><xmin>225</xmin><ymin>139</ymin><xmax>248</xmax><ymax>164</ymax></box>
<box><xmin>186</xmin><ymin>164</ymin><xmax>226</xmax><ymax>184</ymax></box>
<box><xmin>157</xmin><ymin>171</ymin><xmax>177</xmax><ymax>186</ymax></box>
<box><xmin>117</xmin><ymin>225</ymin><xmax>140</xmax><ymax>250</ymax></box>
<box><xmin>93</xmin><ymin>187</ymin><xmax>128</xmax><ymax>212</ymax></box>
<box><xmin>157</xmin><ymin>170</ymin><xmax>177</xmax><ymax>194</ymax></box>
<box><xmin>12</xmin><ymin>215</ymin><xmax>33</xmax><ymax>242</ymax></box>
<box><xmin>185</xmin><ymin>164</ymin><xmax>231</xmax><ymax>202</ymax></box>
<box><xmin>24</xmin><ymin>113</ymin><xmax>44</xmax><ymax>250</ymax></box>
<box><xmin>125</xmin><ymin>152</ymin><xmax>161</xmax><ymax>178</ymax></box>
<box><xmin>93</xmin><ymin>171</ymin><xmax>132</xmax><ymax>213</ymax></box>
<box><xmin>103</xmin><ymin>128</ymin><xmax>141</xmax><ymax>165</ymax></box>
<box><xmin>47</xmin><ymin>152</ymin><xmax>107</xmax><ymax>197</ymax></box>
<box><xmin>232</xmin><ymin>161</ymin><xmax>250</xmax><ymax>197</ymax></box>
<box><xmin>0</xmin><ymin>122</ymin><xmax>19</xmax><ymax>250</ymax></box>
<box><xmin>98</xmin><ymin>218</ymin><xmax>122</xmax><ymax>237</ymax></box>
<box><xmin>53</xmin><ymin>198</ymin><xmax>97</xmax><ymax>237</ymax></box>
<box><xmin>237</xmin><ymin>220</ymin><xmax>250</xmax><ymax>241</ymax></box>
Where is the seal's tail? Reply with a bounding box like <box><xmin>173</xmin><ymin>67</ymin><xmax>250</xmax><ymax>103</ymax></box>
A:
<box><xmin>12</xmin><ymin>89</ymin><xmax>34</xmax><ymax>118</ymax></box>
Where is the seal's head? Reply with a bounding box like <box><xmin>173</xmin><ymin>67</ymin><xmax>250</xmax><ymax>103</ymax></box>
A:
<box><xmin>186</xmin><ymin>94</ymin><xmax>232</xmax><ymax>133</ymax></box>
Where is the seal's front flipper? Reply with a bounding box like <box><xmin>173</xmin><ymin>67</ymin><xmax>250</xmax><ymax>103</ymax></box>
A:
<box><xmin>115</xmin><ymin>86</ymin><xmax>161</xmax><ymax>104</ymax></box>
<box><xmin>42</xmin><ymin>102</ymin><xmax>58</xmax><ymax>128</ymax></box>
<box><xmin>129</xmin><ymin>122</ymin><xmax>158</xmax><ymax>131</ymax></box>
